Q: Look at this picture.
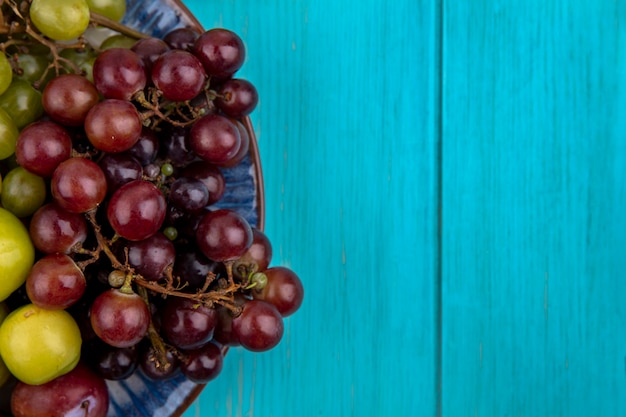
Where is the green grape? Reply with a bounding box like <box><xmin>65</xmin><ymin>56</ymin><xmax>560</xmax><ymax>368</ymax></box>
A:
<box><xmin>0</xmin><ymin>79</ymin><xmax>44</xmax><ymax>129</ymax></box>
<box><xmin>14</xmin><ymin>53</ymin><xmax>54</xmax><ymax>87</ymax></box>
<box><xmin>0</xmin><ymin>166</ymin><xmax>47</xmax><ymax>218</ymax></box>
<box><xmin>86</xmin><ymin>0</ymin><xmax>126</xmax><ymax>22</ymax></box>
<box><xmin>100</xmin><ymin>34</ymin><xmax>137</xmax><ymax>50</ymax></box>
<box><xmin>0</xmin><ymin>53</ymin><xmax>12</xmax><ymax>96</ymax></box>
<box><xmin>0</xmin><ymin>107</ymin><xmax>19</xmax><ymax>160</ymax></box>
<box><xmin>59</xmin><ymin>48</ymin><xmax>96</xmax><ymax>82</ymax></box>
<box><xmin>29</xmin><ymin>0</ymin><xmax>91</xmax><ymax>41</ymax></box>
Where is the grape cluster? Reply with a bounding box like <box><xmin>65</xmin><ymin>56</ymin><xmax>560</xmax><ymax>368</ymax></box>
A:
<box><xmin>0</xmin><ymin>1</ymin><xmax>303</xmax><ymax>415</ymax></box>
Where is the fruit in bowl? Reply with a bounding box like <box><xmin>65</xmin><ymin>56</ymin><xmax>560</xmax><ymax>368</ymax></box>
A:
<box><xmin>0</xmin><ymin>1</ymin><xmax>304</xmax><ymax>416</ymax></box>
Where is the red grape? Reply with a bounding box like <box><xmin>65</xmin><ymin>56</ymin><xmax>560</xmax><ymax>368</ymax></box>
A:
<box><xmin>51</xmin><ymin>157</ymin><xmax>108</xmax><ymax>213</ymax></box>
<box><xmin>232</xmin><ymin>300</ymin><xmax>284</xmax><ymax>352</ymax></box>
<box><xmin>84</xmin><ymin>99</ymin><xmax>143</xmax><ymax>153</ymax></box>
<box><xmin>15</xmin><ymin>120</ymin><xmax>72</xmax><ymax>177</ymax></box>
<box><xmin>151</xmin><ymin>49</ymin><xmax>206</xmax><ymax>102</ymax></box>
<box><xmin>106</xmin><ymin>180</ymin><xmax>166</xmax><ymax>241</ymax></box>
<box><xmin>29</xmin><ymin>203</ymin><xmax>89</xmax><ymax>254</ymax></box>
<box><xmin>196</xmin><ymin>209</ymin><xmax>253</xmax><ymax>262</ymax></box>
<box><xmin>90</xmin><ymin>289</ymin><xmax>150</xmax><ymax>348</ymax></box>
<box><xmin>253</xmin><ymin>266</ymin><xmax>304</xmax><ymax>317</ymax></box>
<box><xmin>92</xmin><ymin>48</ymin><xmax>147</xmax><ymax>100</ymax></box>
<box><xmin>26</xmin><ymin>253</ymin><xmax>86</xmax><ymax>310</ymax></box>
<box><xmin>11</xmin><ymin>363</ymin><xmax>109</xmax><ymax>417</ymax></box>
<box><xmin>160</xmin><ymin>297</ymin><xmax>217</xmax><ymax>350</ymax></box>
<box><xmin>233</xmin><ymin>228</ymin><xmax>273</xmax><ymax>279</ymax></box>
<box><xmin>189</xmin><ymin>114</ymin><xmax>241</xmax><ymax>165</ymax></box>
<box><xmin>42</xmin><ymin>74</ymin><xmax>100</xmax><ymax>126</ymax></box>
<box><xmin>180</xmin><ymin>342</ymin><xmax>223</xmax><ymax>384</ymax></box>
<box><xmin>192</xmin><ymin>28</ymin><xmax>245</xmax><ymax>79</ymax></box>
<box><xmin>123</xmin><ymin>232</ymin><xmax>175</xmax><ymax>281</ymax></box>
<box><xmin>215</xmin><ymin>78</ymin><xmax>258</xmax><ymax>117</ymax></box>
<box><xmin>182</xmin><ymin>161</ymin><xmax>226</xmax><ymax>205</ymax></box>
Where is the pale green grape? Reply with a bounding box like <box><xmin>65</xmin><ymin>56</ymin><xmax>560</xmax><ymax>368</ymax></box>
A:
<box><xmin>0</xmin><ymin>53</ymin><xmax>12</xmax><ymax>96</ymax></box>
<box><xmin>0</xmin><ymin>108</ymin><xmax>19</xmax><ymax>160</ymax></box>
<box><xmin>86</xmin><ymin>0</ymin><xmax>126</xmax><ymax>22</ymax></box>
<box><xmin>30</xmin><ymin>0</ymin><xmax>91</xmax><ymax>41</ymax></box>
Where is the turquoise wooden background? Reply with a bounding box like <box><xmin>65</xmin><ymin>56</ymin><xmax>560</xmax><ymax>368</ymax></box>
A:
<box><xmin>182</xmin><ymin>1</ymin><xmax>626</xmax><ymax>416</ymax></box>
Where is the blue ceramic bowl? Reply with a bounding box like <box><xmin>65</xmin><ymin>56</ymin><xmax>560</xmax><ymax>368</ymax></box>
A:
<box><xmin>103</xmin><ymin>1</ymin><xmax>264</xmax><ymax>416</ymax></box>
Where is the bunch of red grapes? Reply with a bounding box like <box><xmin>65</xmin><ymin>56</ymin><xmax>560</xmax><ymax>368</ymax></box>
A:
<box><xmin>1</xmin><ymin>22</ymin><xmax>303</xmax><ymax>417</ymax></box>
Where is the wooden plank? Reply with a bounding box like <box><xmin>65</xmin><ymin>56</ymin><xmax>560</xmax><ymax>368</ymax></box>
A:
<box><xmin>182</xmin><ymin>1</ymin><xmax>441</xmax><ymax>416</ymax></box>
<box><xmin>441</xmin><ymin>1</ymin><xmax>626</xmax><ymax>416</ymax></box>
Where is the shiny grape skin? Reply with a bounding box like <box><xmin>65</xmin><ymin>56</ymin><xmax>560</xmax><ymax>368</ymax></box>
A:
<box><xmin>139</xmin><ymin>343</ymin><xmax>180</xmax><ymax>380</ymax></box>
<box><xmin>90</xmin><ymin>289</ymin><xmax>151</xmax><ymax>348</ymax></box>
<box><xmin>98</xmin><ymin>153</ymin><xmax>143</xmax><ymax>192</ymax></box>
<box><xmin>233</xmin><ymin>228</ymin><xmax>273</xmax><ymax>279</ymax></box>
<box><xmin>172</xmin><ymin>246</ymin><xmax>226</xmax><ymax>291</ymax></box>
<box><xmin>253</xmin><ymin>266</ymin><xmax>304</xmax><ymax>317</ymax></box>
<box><xmin>127</xmin><ymin>126</ymin><xmax>160</xmax><ymax>165</ymax></box>
<box><xmin>169</xmin><ymin>177</ymin><xmax>209</xmax><ymax>213</ymax></box>
<box><xmin>160</xmin><ymin>297</ymin><xmax>218</xmax><ymax>350</ymax></box>
<box><xmin>29</xmin><ymin>202</ymin><xmax>89</xmax><ymax>254</ymax></box>
<box><xmin>87</xmin><ymin>341</ymin><xmax>139</xmax><ymax>381</ymax></box>
<box><xmin>26</xmin><ymin>253</ymin><xmax>86</xmax><ymax>310</ymax></box>
<box><xmin>220</xmin><ymin>118</ymin><xmax>250</xmax><ymax>168</ymax></box>
<box><xmin>151</xmin><ymin>49</ymin><xmax>206</xmax><ymax>102</ymax></box>
<box><xmin>180</xmin><ymin>342</ymin><xmax>223</xmax><ymax>384</ymax></box>
<box><xmin>10</xmin><ymin>363</ymin><xmax>109</xmax><ymax>417</ymax></box>
<box><xmin>51</xmin><ymin>157</ymin><xmax>108</xmax><ymax>213</ymax></box>
<box><xmin>106</xmin><ymin>180</ymin><xmax>167</xmax><ymax>241</ymax></box>
<box><xmin>84</xmin><ymin>99</ymin><xmax>143</xmax><ymax>153</ymax></box>
<box><xmin>215</xmin><ymin>78</ymin><xmax>259</xmax><ymax>118</ymax></box>
<box><xmin>15</xmin><ymin>120</ymin><xmax>72</xmax><ymax>177</ymax></box>
<box><xmin>123</xmin><ymin>232</ymin><xmax>175</xmax><ymax>281</ymax></box>
<box><xmin>232</xmin><ymin>300</ymin><xmax>284</xmax><ymax>352</ymax></box>
<box><xmin>92</xmin><ymin>48</ymin><xmax>147</xmax><ymax>100</ymax></box>
<box><xmin>163</xmin><ymin>27</ymin><xmax>199</xmax><ymax>51</ymax></box>
<box><xmin>131</xmin><ymin>37</ymin><xmax>170</xmax><ymax>73</ymax></box>
<box><xmin>196</xmin><ymin>209</ymin><xmax>253</xmax><ymax>262</ymax></box>
<box><xmin>42</xmin><ymin>74</ymin><xmax>99</xmax><ymax>126</ymax></box>
<box><xmin>192</xmin><ymin>28</ymin><xmax>245</xmax><ymax>79</ymax></box>
<box><xmin>182</xmin><ymin>161</ymin><xmax>226</xmax><ymax>205</ymax></box>
<box><xmin>160</xmin><ymin>125</ymin><xmax>197</xmax><ymax>167</ymax></box>
<box><xmin>189</xmin><ymin>113</ymin><xmax>241</xmax><ymax>165</ymax></box>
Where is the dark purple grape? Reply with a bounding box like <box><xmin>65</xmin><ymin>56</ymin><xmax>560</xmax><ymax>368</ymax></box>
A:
<box><xmin>180</xmin><ymin>342</ymin><xmax>223</xmax><ymax>384</ymax></box>
<box><xmin>169</xmin><ymin>177</ymin><xmax>209</xmax><ymax>213</ymax></box>
<box><xmin>172</xmin><ymin>247</ymin><xmax>226</xmax><ymax>291</ymax></box>
<box><xmin>160</xmin><ymin>297</ymin><xmax>218</xmax><ymax>350</ymax></box>
<box><xmin>98</xmin><ymin>153</ymin><xmax>143</xmax><ymax>192</ymax></box>
<box><xmin>159</xmin><ymin>125</ymin><xmax>197</xmax><ymax>167</ymax></box>
<box><xmin>196</xmin><ymin>209</ymin><xmax>253</xmax><ymax>262</ymax></box>
<box><xmin>92</xmin><ymin>48</ymin><xmax>147</xmax><ymax>100</ymax></box>
<box><xmin>151</xmin><ymin>50</ymin><xmax>206</xmax><ymax>102</ymax></box>
<box><xmin>215</xmin><ymin>78</ymin><xmax>258</xmax><ymax>117</ymax></box>
<box><xmin>106</xmin><ymin>180</ymin><xmax>166</xmax><ymax>241</ymax></box>
<box><xmin>163</xmin><ymin>27</ymin><xmax>199</xmax><ymax>51</ymax></box>
<box><xmin>87</xmin><ymin>341</ymin><xmax>139</xmax><ymax>380</ymax></box>
<box><xmin>192</xmin><ymin>28</ymin><xmax>245</xmax><ymax>79</ymax></box>
<box><xmin>189</xmin><ymin>114</ymin><xmax>241</xmax><ymax>165</ymax></box>
<box><xmin>123</xmin><ymin>232</ymin><xmax>175</xmax><ymax>281</ymax></box>
<box><xmin>126</xmin><ymin>127</ymin><xmax>160</xmax><ymax>165</ymax></box>
<box><xmin>131</xmin><ymin>37</ymin><xmax>170</xmax><ymax>73</ymax></box>
<box><xmin>182</xmin><ymin>161</ymin><xmax>225</xmax><ymax>205</ymax></box>
<box><xmin>232</xmin><ymin>299</ymin><xmax>284</xmax><ymax>352</ymax></box>
<box><xmin>139</xmin><ymin>343</ymin><xmax>180</xmax><ymax>380</ymax></box>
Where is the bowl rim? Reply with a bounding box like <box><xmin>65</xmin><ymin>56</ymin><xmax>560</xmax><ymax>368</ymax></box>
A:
<box><xmin>167</xmin><ymin>1</ymin><xmax>266</xmax><ymax>415</ymax></box>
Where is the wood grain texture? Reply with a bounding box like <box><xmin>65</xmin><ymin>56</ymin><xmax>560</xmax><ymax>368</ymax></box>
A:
<box><xmin>442</xmin><ymin>1</ymin><xmax>626</xmax><ymax>416</ymax></box>
<box><xmin>182</xmin><ymin>1</ymin><xmax>440</xmax><ymax>416</ymax></box>
<box><xmin>180</xmin><ymin>0</ymin><xmax>626</xmax><ymax>416</ymax></box>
